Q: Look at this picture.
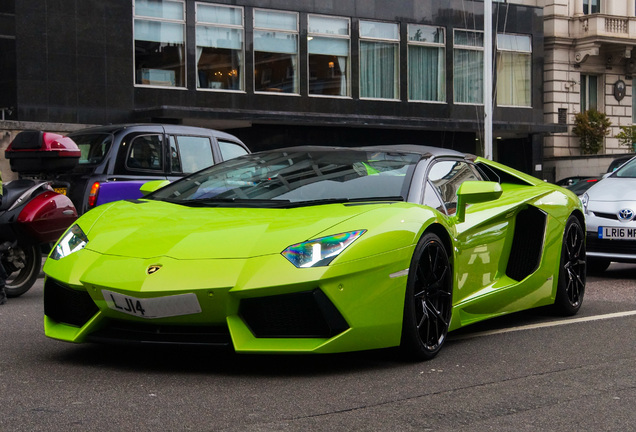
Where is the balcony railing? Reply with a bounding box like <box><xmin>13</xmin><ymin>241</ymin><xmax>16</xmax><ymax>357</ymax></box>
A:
<box><xmin>571</xmin><ymin>15</ymin><xmax>636</xmax><ymax>41</ymax></box>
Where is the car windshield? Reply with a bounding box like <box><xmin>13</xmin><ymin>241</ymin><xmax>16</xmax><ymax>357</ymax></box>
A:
<box><xmin>612</xmin><ymin>157</ymin><xmax>636</xmax><ymax>178</ymax></box>
<box><xmin>148</xmin><ymin>148</ymin><xmax>421</xmax><ymax>207</ymax></box>
<box><xmin>69</xmin><ymin>133</ymin><xmax>114</xmax><ymax>165</ymax></box>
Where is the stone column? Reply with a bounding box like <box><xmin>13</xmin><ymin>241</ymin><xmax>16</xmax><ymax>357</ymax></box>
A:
<box><xmin>573</xmin><ymin>0</ymin><xmax>584</xmax><ymax>16</ymax></box>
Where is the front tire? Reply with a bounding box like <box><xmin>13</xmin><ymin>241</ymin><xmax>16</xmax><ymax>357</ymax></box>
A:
<box><xmin>3</xmin><ymin>243</ymin><xmax>42</xmax><ymax>298</ymax></box>
<box><xmin>400</xmin><ymin>232</ymin><xmax>453</xmax><ymax>361</ymax></box>
<box><xmin>553</xmin><ymin>215</ymin><xmax>586</xmax><ymax>316</ymax></box>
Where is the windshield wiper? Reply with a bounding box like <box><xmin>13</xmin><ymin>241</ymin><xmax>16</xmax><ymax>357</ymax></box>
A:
<box><xmin>289</xmin><ymin>196</ymin><xmax>404</xmax><ymax>207</ymax></box>
<box><xmin>182</xmin><ymin>198</ymin><xmax>291</xmax><ymax>208</ymax></box>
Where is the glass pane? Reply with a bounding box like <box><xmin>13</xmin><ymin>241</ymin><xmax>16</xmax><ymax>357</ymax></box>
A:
<box><xmin>135</xmin><ymin>19</ymin><xmax>184</xmax><ymax>43</ymax></box>
<box><xmin>177</xmin><ymin>136</ymin><xmax>214</xmax><ymax>173</ymax></box>
<box><xmin>197</xmin><ymin>26</ymin><xmax>242</xmax><ymax>49</ymax></box>
<box><xmin>218</xmin><ymin>141</ymin><xmax>248</xmax><ymax>160</ymax></box>
<box><xmin>360</xmin><ymin>21</ymin><xmax>399</xmax><ymax>40</ymax></box>
<box><xmin>409</xmin><ymin>45</ymin><xmax>446</xmax><ymax>102</ymax></box>
<box><xmin>197</xmin><ymin>45</ymin><xmax>242</xmax><ymax>90</ymax></box>
<box><xmin>254</xmin><ymin>10</ymin><xmax>297</xmax><ymax>31</ymax></box>
<box><xmin>408</xmin><ymin>25</ymin><xmax>444</xmax><ymax>44</ymax></box>
<box><xmin>455</xmin><ymin>30</ymin><xmax>483</xmax><ymax>47</ymax></box>
<box><xmin>309</xmin><ymin>53</ymin><xmax>349</xmax><ymax>96</ymax></box>
<box><xmin>135</xmin><ymin>0</ymin><xmax>184</xmax><ymax>20</ymax></box>
<box><xmin>454</xmin><ymin>49</ymin><xmax>483</xmax><ymax>103</ymax></box>
<box><xmin>360</xmin><ymin>41</ymin><xmax>398</xmax><ymax>99</ymax></box>
<box><xmin>254</xmin><ymin>31</ymin><xmax>298</xmax><ymax>54</ymax></box>
<box><xmin>308</xmin><ymin>37</ymin><xmax>348</xmax><ymax>56</ymax></box>
<box><xmin>128</xmin><ymin>135</ymin><xmax>163</xmax><ymax>171</ymax></box>
<box><xmin>255</xmin><ymin>52</ymin><xmax>298</xmax><ymax>93</ymax></box>
<box><xmin>497</xmin><ymin>34</ymin><xmax>531</xmax><ymax>52</ymax></box>
<box><xmin>496</xmin><ymin>51</ymin><xmax>531</xmax><ymax>106</ymax></box>
<box><xmin>197</xmin><ymin>4</ymin><xmax>242</xmax><ymax>26</ymax></box>
<box><xmin>308</xmin><ymin>16</ymin><xmax>349</xmax><ymax>36</ymax></box>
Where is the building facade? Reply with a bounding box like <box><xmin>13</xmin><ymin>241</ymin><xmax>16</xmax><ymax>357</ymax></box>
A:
<box><xmin>1</xmin><ymin>0</ymin><xmax>555</xmax><ymax>181</ymax></box>
<box><xmin>544</xmin><ymin>0</ymin><xmax>636</xmax><ymax>181</ymax></box>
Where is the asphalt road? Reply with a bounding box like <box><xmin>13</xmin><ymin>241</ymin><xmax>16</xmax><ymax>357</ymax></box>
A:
<box><xmin>1</xmin><ymin>264</ymin><xmax>635</xmax><ymax>432</ymax></box>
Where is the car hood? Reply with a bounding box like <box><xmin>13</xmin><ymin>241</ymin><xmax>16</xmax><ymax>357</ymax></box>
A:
<box><xmin>81</xmin><ymin>199</ymin><xmax>388</xmax><ymax>259</ymax></box>
<box><xmin>586</xmin><ymin>177</ymin><xmax>636</xmax><ymax>202</ymax></box>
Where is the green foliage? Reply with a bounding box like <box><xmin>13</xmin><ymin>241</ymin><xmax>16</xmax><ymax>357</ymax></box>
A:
<box><xmin>615</xmin><ymin>125</ymin><xmax>636</xmax><ymax>149</ymax></box>
<box><xmin>572</xmin><ymin>109</ymin><xmax>612</xmax><ymax>155</ymax></box>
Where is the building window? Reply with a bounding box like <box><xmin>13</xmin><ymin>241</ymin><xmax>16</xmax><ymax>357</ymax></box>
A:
<box><xmin>195</xmin><ymin>4</ymin><xmax>244</xmax><ymax>91</ymax></box>
<box><xmin>408</xmin><ymin>25</ymin><xmax>446</xmax><ymax>103</ymax></box>
<box><xmin>581</xmin><ymin>75</ymin><xmax>598</xmax><ymax>111</ymax></box>
<box><xmin>359</xmin><ymin>20</ymin><xmax>399</xmax><ymax>100</ymax></box>
<box><xmin>308</xmin><ymin>15</ymin><xmax>350</xmax><ymax>97</ymax></box>
<box><xmin>253</xmin><ymin>9</ymin><xmax>299</xmax><ymax>94</ymax></box>
<box><xmin>632</xmin><ymin>79</ymin><xmax>636</xmax><ymax>123</ymax></box>
<box><xmin>134</xmin><ymin>0</ymin><xmax>186</xmax><ymax>88</ymax></box>
<box><xmin>496</xmin><ymin>34</ymin><xmax>531</xmax><ymax>107</ymax></box>
<box><xmin>583</xmin><ymin>0</ymin><xmax>600</xmax><ymax>14</ymax></box>
<box><xmin>454</xmin><ymin>30</ymin><xmax>484</xmax><ymax>104</ymax></box>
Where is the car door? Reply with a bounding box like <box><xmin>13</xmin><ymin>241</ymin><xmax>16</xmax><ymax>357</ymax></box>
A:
<box><xmin>425</xmin><ymin>158</ymin><xmax>513</xmax><ymax>307</ymax></box>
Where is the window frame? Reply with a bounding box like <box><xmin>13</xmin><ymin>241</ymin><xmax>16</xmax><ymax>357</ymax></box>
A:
<box><xmin>358</xmin><ymin>19</ymin><xmax>400</xmax><ymax>101</ymax></box>
<box><xmin>581</xmin><ymin>74</ymin><xmax>599</xmax><ymax>112</ymax></box>
<box><xmin>495</xmin><ymin>33</ymin><xmax>532</xmax><ymax>108</ymax></box>
<box><xmin>195</xmin><ymin>2</ymin><xmax>245</xmax><ymax>93</ymax></box>
<box><xmin>253</xmin><ymin>8</ymin><xmax>300</xmax><ymax>95</ymax></box>
<box><xmin>307</xmin><ymin>14</ymin><xmax>351</xmax><ymax>99</ymax></box>
<box><xmin>133</xmin><ymin>0</ymin><xmax>187</xmax><ymax>90</ymax></box>
<box><xmin>407</xmin><ymin>24</ymin><xmax>446</xmax><ymax>104</ymax></box>
<box><xmin>453</xmin><ymin>29</ymin><xmax>485</xmax><ymax>105</ymax></box>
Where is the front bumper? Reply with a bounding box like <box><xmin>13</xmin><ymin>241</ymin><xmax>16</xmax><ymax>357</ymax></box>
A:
<box><xmin>43</xmin><ymin>247</ymin><xmax>413</xmax><ymax>354</ymax></box>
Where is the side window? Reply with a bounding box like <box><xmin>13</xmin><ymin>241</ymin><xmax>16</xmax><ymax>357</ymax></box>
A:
<box><xmin>127</xmin><ymin>135</ymin><xmax>163</xmax><ymax>171</ymax></box>
<box><xmin>175</xmin><ymin>136</ymin><xmax>214</xmax><ymax>173</ymax></box>
<box><xmin>423</xmin><ymin>180</ymin><xmax>446</xmax><ymax>214</ymax></box>
<box><xmin>168</xmin><ymin>135</ymin><xmax>181</xmax><ymax>173</ymax></box>
<box><xmin>218</xmin><ymin>140</ymin><xmax>248</xmax><ymax>161</ymax></box>
<box><xmin>427</xmin><ymin>160</ymin><xmax>482</xmax><ymax>214</ymax></box>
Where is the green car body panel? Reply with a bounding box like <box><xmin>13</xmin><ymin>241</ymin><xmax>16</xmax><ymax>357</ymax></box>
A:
<box><xmin>43</xmin><ymin>153</ymin><xmax>584</xmax><ymax>355</ymax></box>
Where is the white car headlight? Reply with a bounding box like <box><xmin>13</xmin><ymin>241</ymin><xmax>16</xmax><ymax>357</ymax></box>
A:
<box><xmin>281</xmin><ymin>230</ymin><xmax>366</xmax><ymax>268</ymax></box>
<box><xmin>581</xmin><ymin>193</ymin><xmax>589</xmax><ymax>214</ymax></box>
<box><xmin>50</xmin><ymin>224</ymin><xmax>88</xmax><ymax>260</ymax></box>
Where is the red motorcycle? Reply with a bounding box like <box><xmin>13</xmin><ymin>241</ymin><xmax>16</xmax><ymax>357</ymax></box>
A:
<box><xmin>3</xmin><ymin>131</ymin><xmax>80</xmax><ymax>297</ymax></box>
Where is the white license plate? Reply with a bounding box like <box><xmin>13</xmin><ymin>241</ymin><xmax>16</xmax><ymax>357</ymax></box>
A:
<box><xmin>103</xmin><ymin>290</ymin><xmax>202</xmax><ymax>319</ymax></box>
<box><xmin>598</xmin><ymin>226</ymin><xmax>636</xmax><ymax>240</ymax></box>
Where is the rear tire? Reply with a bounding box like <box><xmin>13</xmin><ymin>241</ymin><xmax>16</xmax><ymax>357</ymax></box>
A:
<box><xmin>553</xmin><ymin>216</ymin><xmax>585</xmax><ymax>316</ymax></box>
<box><xmin>3</xmin><ymin>243</ymin><xmax>42</xmax><ymax>298</ymax></box>
<box><xmin>400</xmin><ymin>232</ymin><xmax>453</xmax><ymax>361</ymax></box>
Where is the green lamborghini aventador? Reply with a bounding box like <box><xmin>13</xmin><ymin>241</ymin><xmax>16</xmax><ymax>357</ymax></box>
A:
<box><xmin>43</xmin><ymin>145</ymin><xmax>586</xmax><ymax>360</ymax></box>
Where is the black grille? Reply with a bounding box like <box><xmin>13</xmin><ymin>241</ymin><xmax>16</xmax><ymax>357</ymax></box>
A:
<box><xmin>87</xmin><ymin>322</ymin><xmax>232</xmax><ymax>347</ymax></box>
<box><xmin>586</xmin><ymin>233</ymin><xmax>636</xmax><ymax>255</ymax></box>
<box><xmin>44</xmin><ymin>278</ymin><xmax>99</xmax><ymax>327</ymax></box>
<box><xmin>593</xmin><ymin>212</ymin><xmax>619</xmax><ymax>221</ymax></box>
<box><xmin>506</xmin><ymin>206</ymin><xmax>547</xmax><ymax>281</ymax></box>
<box><xmin>240</xmin><ymin>289</ymin><xmax>349</xmax><ymax>338</ymax></box>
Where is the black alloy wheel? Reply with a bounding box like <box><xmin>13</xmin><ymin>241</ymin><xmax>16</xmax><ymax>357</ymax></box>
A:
<box><xmin>401</xmin><ymin>232</ymin><xmax>453</xmax><ymax>360</ymax></box>
<box><xmin>554</xmin><ymin>215</ymin><xmax>586</xmax><ymax>315</ymax></box>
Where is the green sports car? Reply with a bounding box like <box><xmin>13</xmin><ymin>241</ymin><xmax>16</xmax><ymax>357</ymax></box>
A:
<box><xmin>43</xmin><ymin>146</ymin><xmax>586</xmax><ymax>360</ymax></box>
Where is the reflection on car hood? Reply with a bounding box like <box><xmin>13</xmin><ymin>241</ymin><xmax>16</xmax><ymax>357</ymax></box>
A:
<box><xmin>83</xmin><ymin>199</ymin><xmax>383</xmax><ymax>259</ymax></box>
<box><xmin>586</xmin><ymin>178</ymin><xmax>636</xmax><ymax>201</ymax></box>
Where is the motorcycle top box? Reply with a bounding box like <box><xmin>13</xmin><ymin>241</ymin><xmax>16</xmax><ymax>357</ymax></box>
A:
<box><xmin>5</xmin><ymin>130</ymin><xmax>81</xmax><ymax>174</ymax></box>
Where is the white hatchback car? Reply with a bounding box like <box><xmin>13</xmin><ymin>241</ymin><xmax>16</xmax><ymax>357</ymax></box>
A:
<box><xmin>582</xmin><ymin>155</ymin><xmax>636</xmax><ymax>273</ymax></box>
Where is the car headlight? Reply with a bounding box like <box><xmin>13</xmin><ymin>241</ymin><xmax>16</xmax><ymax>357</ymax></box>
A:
<box><xmin>282</xmin><ymin>230</ymin><xmax>366</xmax><ymax>268</ymax></box>
<box><xmin>581</xmin><ymin>193</ymin><xmax>589</xmax><ymax>214</ymax></box>
<box><xmin>50</xmin><ymin>224</ymin><xmax>88</xmax><ymax>260</ymax></box>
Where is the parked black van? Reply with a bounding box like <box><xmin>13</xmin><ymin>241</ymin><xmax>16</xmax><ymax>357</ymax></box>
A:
<box><xmin>7</xmin><ymin>124</ymin><xmax>250</xmax><ymax>214</ymax></box>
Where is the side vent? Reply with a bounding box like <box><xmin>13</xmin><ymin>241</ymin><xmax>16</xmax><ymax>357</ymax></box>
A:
<box><xmin>506</xmin><ymin>206</ymin><xmax>547</xmax><ymax>281</ymax></box>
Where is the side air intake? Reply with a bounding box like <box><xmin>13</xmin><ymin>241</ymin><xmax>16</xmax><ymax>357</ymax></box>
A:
<box><xmin>506</xmin><ymin>206</ymin><xmax>547</xmax><ymax>281</ymax></box>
